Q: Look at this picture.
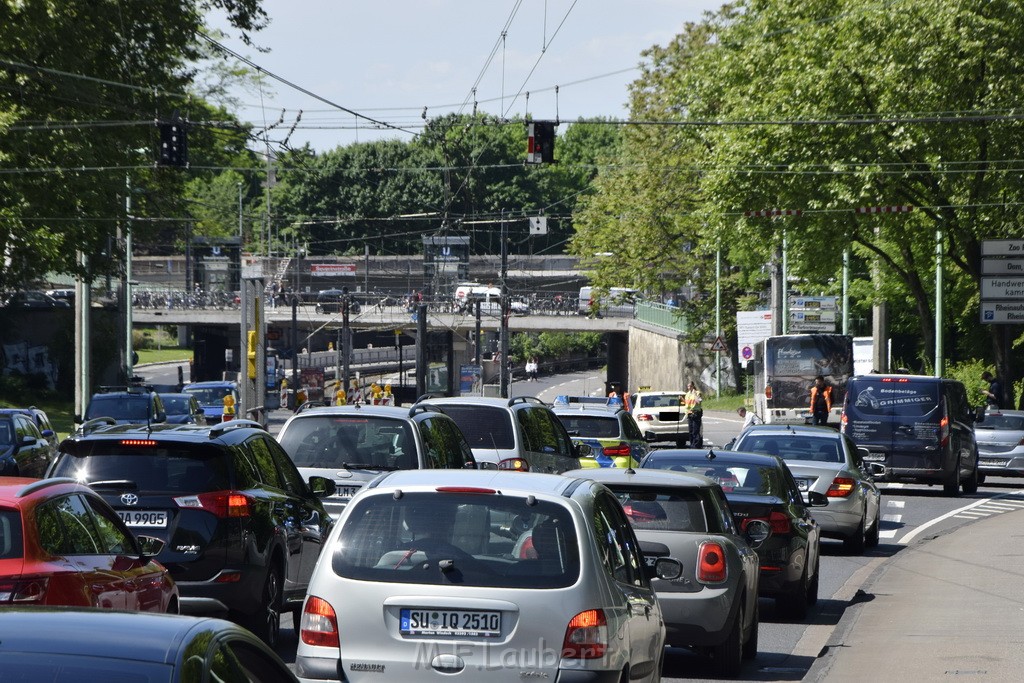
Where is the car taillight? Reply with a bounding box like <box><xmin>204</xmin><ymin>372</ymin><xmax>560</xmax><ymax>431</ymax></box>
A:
<box><xmin>174</xmin><ymin>491</ymin><xmax>251</xmax><ymax>518</ymax></box>
<box><xmin>0</xmin><ymin>577</ymin><xmax>48</xmax><ymax>603</ymax></box>
<box><xmin>939</xmin><ymin>414</ymin><xmax>950</xmax><ymax>448</ymax></box>
<box><xmin>827</xmin><ymin>477</ymin><xmax>856</xmax><ymax>497</ymax></box>
<box><xmin>765</xmin><ymin>385</ymin><xmax>773</xmax><ymax>400</ymax></box>
<box><xmin>635</xmin><ymin>413</ymin><xmax>652</xmax><ymax>422</ymax></box>
<box><xmin>697</xmin><ymin>541</ymin><xmax>727</xmax><ymax>583</ymax></box>
<box><xmin>300</xmin><ymin>596</ymin><xmax>340</xmax><ymax>648</ymax></box>
<box><xmin>498</xmin><ymin>458</ymin><xmax>530</xmax><ymax>472</ymax></box>
<box><xmin>562</xmin><ymin>609</ymin><xmax>607</xmax><ymax>659</ymax></box>
<box><xmin>840</xmin><ymin>412</ymin><xmax>848</xmax><ymax>433</ymax></box>
<box><xmin>603</xmin><ymin>443</ymin><xmax>632</xmax><ymax>457</ymax></box>
<box><xmin>743</xmin><ymin>511</ymin><xmax>790</xmax><ymax>534</ymax></box>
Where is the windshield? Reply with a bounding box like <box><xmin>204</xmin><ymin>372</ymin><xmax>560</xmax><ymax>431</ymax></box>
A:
<box><xmin>85</xmin><ymin>395</ymin><xmax>151</xmax><ymax>421</ymax></box>
<box><xmin>51</xmin><ymin>444</ymin><xmax>232</xmax><ymax>493</ymax></box>
<box><xmin>736</xmin><ymin>434</ymin><xmax>843</xmax><ymax>463</ymax></box>
<box><xmin>333</xmin><ymin>492</ymin><xmax>579</xmax><ymax>588</ymax></box>
<box><xmin>557</xmin><ymin>414</ymin><xmax>620</xmax><ymax>439</ymax></box>
<box><xmin>183</xmin><ymin>386</ymin><xmax>235</xmax><ymax>407</ymax></box>
<box><xmin>434</xmin><ymin>405</ymin><xmax>515</xmax><ymax>450</ymax></box>
<box><xmin>977</xmin><ymin>413</ymin><xmax>1024</xmax><ymax>431</ymax></box>
<box><xmin>161</xmin><ymin>396</ymin><xmax>191</xmax><ymax>413</ymax></box>
<box><xmin>279</xmin><ymin>415</ymin><xmax>417</xmax><ymax>469</ymax></box>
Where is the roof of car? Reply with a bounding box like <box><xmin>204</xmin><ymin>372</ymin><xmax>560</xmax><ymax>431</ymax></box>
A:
<box><xmin>363</xmin><ymin>468</ymin><xmax>585</xmax><ymax>497</ymax></box>
<box><xmin>416</xmin><ymin>396</ymin><xmax>546</xmax><ymax>409</ymax></box>
<box><xmin>64</xmin><ymin>420</ymin><xmax>265</xmax><ymax>444</ymax></box>
<box><xmin>633</xmin><ymin>390</ymin><xmax>685</xmax><ymax>397</ymax></box>
<box><xmin>286</xmin><ymin>404</ymin><xmax>438</xmax><ymax>420</ymax></box>
<box><xmin>184</xmin><ymin>381</ymin><xmax>238</xmax><ymax>389</ymax></box>
<box><xmin>643</xmin><ymin>449</ymin><xmax>787</xmax><ymax>468</ymax></box>
<box><xmin>0</xmin><ymin>608</ymin><xmax>245</xmax><ymax>660</ymax></box>
<box><xmin>563</xmin><ymin>467</ymin><xmax>715</xmax><ymax>489</ymax></box>
<box><xmin>850</xmin><ymin>374</ymin><xmax>946</xmax><ymax>383</ymax></box>
<box><xmin>0</xmin><ymin>477</ymin><xmax>92</xmax><ymax>505</ymax></box>
<box><xmin>552</xmin><ymin>405</ymin><xmax>624</xmax><ymax>417</ymax></box>
<box><xmin>738</xmin><ymin>424</ymin><xmax>841</xmax><ymax>437</ymax></box>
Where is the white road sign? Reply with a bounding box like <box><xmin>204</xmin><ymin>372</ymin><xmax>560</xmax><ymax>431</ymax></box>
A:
<box><xmin>736</xmin><ymin>311</ymin><xmax>773</xmax><ymax>367</ymax></box>
<box><xmin>981</xmin><ymin>301</ymin><xmax>1024</xmax><ymax>324</ymax></box>
<box><xmin>788</xmin><ymin>296</ymin><xmax>837</xmax><ymax>310</ymax></box>
<box><xmin>982</xmin><ymin>258</ymin><xmax>1024</xmax><ymax>275</ymax></box>
<box><xmin>981</xmin><ymin>277</ymin><xmax>1024</xmax><ymax>300</ymax></box>
<box><xmin>981</xmin><ymin>239</ymin><xmax>1024</xmax><ymax>257</ymax></box>
<box><xmin>790</xmin><ymin>309</ymin><xmax>837</xmax><ymax>323</ymax></box>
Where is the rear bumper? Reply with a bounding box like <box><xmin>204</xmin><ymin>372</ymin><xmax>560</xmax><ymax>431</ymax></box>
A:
<box><xmin>810</xmin><ymin>501</ymin><xmax>863</xmax><ymax>539</ymax></box>
<box><xmin>658</xmin><ymin>586</ymin><xmax>734</xmax><ymax>647</ymax></box>
<box><xmin>978</xmin><ymin>452</ymin><xmax>1024</xmax><ymax>477</ymax></box>
<box><xmin>177</xmin><ymin>567</ymin><xmax>264</xmax><ymax>616</ymax></box>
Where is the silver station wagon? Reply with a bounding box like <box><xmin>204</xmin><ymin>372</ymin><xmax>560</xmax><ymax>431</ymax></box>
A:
<box><xmin>295</xmin><ymin>469</ymin><xmax>677</xmax><ymax>683</ymax></box>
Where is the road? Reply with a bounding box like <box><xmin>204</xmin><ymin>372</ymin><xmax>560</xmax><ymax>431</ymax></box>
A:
<box><xmin>138</xmin><ymin>364</ymin><xmax>1023</xmax><ymax>681</ymax></box>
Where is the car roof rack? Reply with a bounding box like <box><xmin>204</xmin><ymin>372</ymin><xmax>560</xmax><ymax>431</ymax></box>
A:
<box><xmin>77</xmin><ymin>416</ymin><xmax>118</xmax><ymax>435</ymax></box>
<box><xmin>508</xmin><ymin>396</ymin><xmax>544</xmax><ymax>407</ymax></box>
<box><xmin>414</xmin><ymin>392</ymin><xmax>448</xmax><ymax>403</ymax></box>
<box><xmin>408</xmin><ymin>404</ymin><xmax>444</xmax><ymax>418</ymax></box>
<box><xmin>17</xmin><ymin>477</ymin><xmax>78</xmax><ymax>498</ymax></box>
<box><xmin>209</xmin><ymin>419</ymin><xmax>266</xmax><ymax>438</ymax></box>
<box><xmin>95</xmin><ymin>384</ymin><xmax>152</xmax><ymax>395</ymax></box>
<box><xmin>295</xmin><ymin>400</ymin><xmax>329</xmax><ymax>414</ymax></box>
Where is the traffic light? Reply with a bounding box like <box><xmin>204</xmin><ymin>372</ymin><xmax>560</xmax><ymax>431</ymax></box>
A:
<box><xmin>526</xmin><ymin>121</ymin><xmax>556</xmax><ymax>164</ymax></box>
<box><xmin>158</xmin><ymin>118</ymin><xmax>188</xmax><ymax>167</ymax></box>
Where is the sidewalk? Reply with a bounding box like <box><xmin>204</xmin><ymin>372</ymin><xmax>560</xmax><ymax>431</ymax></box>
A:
<box><xmin>807</xmin><ymin>508</ymin><xmax>1024</xmax><ymax>681</ymax></box>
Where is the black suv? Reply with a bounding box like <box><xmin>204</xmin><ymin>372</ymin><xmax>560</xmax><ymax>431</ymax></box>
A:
<box><xmin>49</xmin><ymin>420</ymin><xmax>336</xmax><ymax>647</ymax></box>
<box><xmin>82</xmin><ymin>385</ymin><xmax>167</xmax><ymax>427</ymax></box>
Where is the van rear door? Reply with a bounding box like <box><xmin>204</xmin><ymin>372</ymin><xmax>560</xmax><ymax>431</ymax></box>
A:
<box><xmin>843</xmin><ymin>377</ymin><xmax>941</xmax><ymax>468</ymax></box>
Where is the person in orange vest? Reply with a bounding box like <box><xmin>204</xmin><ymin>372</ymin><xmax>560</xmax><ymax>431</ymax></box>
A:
<box><xmin>810</xmin><ymin>375</ymin><xmax>833</xmax><ymax>425</ymax></box>
<box><xmin>682</xmin><ymin>381</ymin><xmax>703</xmax><ymax>448</ymax></box>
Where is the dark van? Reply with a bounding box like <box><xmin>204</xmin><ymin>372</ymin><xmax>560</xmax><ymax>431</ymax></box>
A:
<box><xmin>840</xmin><ymin>375</ymin><xmax>979</xmax><ymax>495</ymax></box>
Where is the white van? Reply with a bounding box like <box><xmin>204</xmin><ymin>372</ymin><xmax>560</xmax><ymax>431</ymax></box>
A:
<box><xmin>454</xmin><ymin>283</ymin><xmax>502</xmax><ymax>314</ymax></box>
<box><xmin>578</xmin><ymin>286</ymin><xmax>640</xmax><ymax>317</ymax></box>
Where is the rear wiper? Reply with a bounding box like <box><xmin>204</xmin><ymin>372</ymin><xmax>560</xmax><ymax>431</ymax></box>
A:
<box><xmin>88</xmin><ymin>479</ymin><xmax>138</xmax><ymax>490</ymax></box>
<box><xmin>342</xmin><ymin>462</ymin><xmax>398</xmax><ymax>471</ymax></box>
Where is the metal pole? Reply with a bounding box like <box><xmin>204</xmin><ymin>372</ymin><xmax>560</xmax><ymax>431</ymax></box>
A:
<box><xmin>342</xmin><ymin>296</ymin><xmax>351</xmax><ymax>395</ymax></box>
<box><xmin>782</xmin><ymin>228</ymin><xmax>789</xmax><ymax>335</ymax></box>
<box><xmin>715</xmin><ymin>247</ymin><xmax>721</xmax><ymax>398</ymax></box>
<box><xmin>238</xmin><ymin>182</ymin><xmax>244</xmax><ymax>240</ymax></box>
<box><xmin>935</xmin><ymin>227</ymin><xmax>943</xmax><ymax>377</ymax></box>
<box><xmin>364</xmin><ymin>244</ymin><xmax>370</xmax><ymax>294</ymax></box>
<box><xmin>290</xmin><ymin>295</ymin><xmax>299</xmax><ymax>409</ymax></box>
<box><xmin>475</xmin><ymin>300</ymin><xmax>482</xmax><ymax>365</ymax></box>
<box><xmin>499</xmin><ymin>212</ymin><xmax>509</xmax><ymax>398</ymax></box>
<box><xmin>842</xmin><ymin>246</ymin><xmax>850</xmax><ymax>335</ymax></box>
<box><xmin>124</xmin><ymin>175</ymin><xmax>133</xmax><ymax>381</ymax></box>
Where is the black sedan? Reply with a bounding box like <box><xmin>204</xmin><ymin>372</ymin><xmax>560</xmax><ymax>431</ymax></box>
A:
<box><xmin>0</xmin><ymin>608</ymin><xmax>297</xmax><ymax>682</ymax></box>
<box><xmin>641</xmin><ymin>449</ymin><xmax>826</xmax><ymax>620</ymax></box>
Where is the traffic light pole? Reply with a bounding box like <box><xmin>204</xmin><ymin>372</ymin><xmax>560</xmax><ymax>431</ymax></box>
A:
<box><xmin>499</xmin><ymin>214</ymin><xmax>510</xmax><ymax>398</ymax></box>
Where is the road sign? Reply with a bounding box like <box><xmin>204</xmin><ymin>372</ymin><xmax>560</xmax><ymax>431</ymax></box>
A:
<box><xmin>981</xmin><ymin>239</ymin><xmax>1024</xmax><ymax>257</ymax></box>
<box><xmin>981</xmin><ymin>302</ymin><xmax>1024</xmax><ymax>323</ymax></box>
<box><xmin>710</xmin><ymin>336</ymin><xmax>728</xmax><ymax>352</ymax></box>
<box><xmin>982</xmin><ymin>258</ymin><xmax>1024</xmax><ymax>275</ymax></box>
<box><xmin>736</xmin><ymin>311</ymin><xmax>772</xmax><ymax>367</ymax></box>
<box><xmin>741</xmin><ymin>345</ymin><xmax>753</xmax><ymax>360</ymax></box>
<box><xmin>981</xmin><ymin>277</ymin><xmax>1024</xmax><ymax>300</ymax></box>
<box><xmin>790</xmin><ymin>309</ymin><xmax>837</xmax><ymax>323</ymax></box>
<box><xmin>789</xmin><ymin>321</ymin><xmax>836</xmax><ymax>333</ymax></box>
<box><xmin>789</xmin><ymin>296</ymin><xmax>837</xmax><ymax>310</ymax></box>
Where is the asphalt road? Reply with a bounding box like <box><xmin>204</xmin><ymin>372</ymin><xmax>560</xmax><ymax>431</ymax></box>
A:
<box><xmin>138</xmin><ymin>365</ymin><xmax>1023</xmax><ymax>681</ymax></box>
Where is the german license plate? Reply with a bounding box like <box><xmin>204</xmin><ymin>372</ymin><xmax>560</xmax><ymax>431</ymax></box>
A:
<box><xmin>862</xmin><ymin>453</ymin><xmax>886</xmax><ymax>462</ymax></box>
<box><xmin>117</xmin><ymin>510</ymin><xmax>168</xmax><ymax>527</ymax></box>
<box><xmin>795</xmin><ymin>479</ymin><xmax>810</xmax><ymax>492</ymax></box>
<box><xmin>335</xmin><ymin>485</ymin><xmax>360</xmax><ymax>498</ymax></box>
<box><xmin>399</xmin><ymin>609</ymin><xmax>501</xmax><ymax>638</ymax></box>
<box><xmin>979</xmin><ymin>459</ymin><xmax>1005</xmax><ymax>467</ymax></box>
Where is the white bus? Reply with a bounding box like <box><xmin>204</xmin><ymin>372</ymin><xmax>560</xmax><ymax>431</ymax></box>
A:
<box><xmin>749</xmin><ymin>334</ymin><xmax>854</xmax><ymax>424</ymax></box>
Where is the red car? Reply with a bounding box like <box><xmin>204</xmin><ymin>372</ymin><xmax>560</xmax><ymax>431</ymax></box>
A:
<box><xmin>0</xmin><ymin>477</ymin><xmax>178</xmax><ymax>612</ymax></box>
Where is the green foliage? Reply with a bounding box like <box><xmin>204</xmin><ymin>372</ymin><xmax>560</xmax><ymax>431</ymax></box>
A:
<box><xmin>946</xmin><ymin>358</ymin><xmax>993</xmax><ymax>408</ymax></box>
<box><xmin>508</xmin><ymin>332</ymin><xmax>602</xmax><ymax>362</ymax></box>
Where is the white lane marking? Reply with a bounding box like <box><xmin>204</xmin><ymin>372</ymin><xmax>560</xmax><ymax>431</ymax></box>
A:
<box><xmin>886</xmin><ymin>500</ymin><xmax>905</xmax><ymax>509</ymax></box>
<box><xmin>879</xmin><ymin>529</ymin><xmax>898</xmax><ymax>538</ymax></box>
<box><xmin>881</xmin><ymin>514</ymin><xmax>902</xmax><ymax>522</ymax></box>
<box><xmin>899</xmin><ymin>489</ymin><xmax>1024</xmax><ymax>545</ymax></box>
<box><xmin>883</xmin><ymin>483</ymin><xmax>905</xmax><ymax>489</ymax></box>
<box><xmin>982</xmin><ymin>502</ymin><xmax>1022</xmax><ymax>509</ymax></box>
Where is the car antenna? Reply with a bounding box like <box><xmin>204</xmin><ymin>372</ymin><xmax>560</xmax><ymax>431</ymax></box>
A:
<box><xmin>705</xmin><ymin>449</ymin><xmax>716</xmax><ymax>461</ymax></box>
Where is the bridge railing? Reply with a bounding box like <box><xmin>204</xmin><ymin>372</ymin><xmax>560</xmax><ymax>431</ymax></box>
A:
<box><xmin>635</xmin><ymin>301</ymin><xmax>688</xmax><ymax>333</ymax></box>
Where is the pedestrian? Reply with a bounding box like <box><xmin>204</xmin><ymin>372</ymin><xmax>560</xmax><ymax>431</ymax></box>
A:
<box><xmin>683</xmin><ymin>381</ymin><xmax>703</xmax><ymax>448</ymax></box>
<box><xmin>981</xmin><ymin>371</ymin><xmax>1003</xmax><ymax>409</ymax></box>
<box><xmin>526</xmin><ymin>357</ymin><xmax>538</xmax><ymax>381</ymax></box>
<box><xmin>809</xmin><ymin>375</ymin><xmax>833</xmax><ymax>426</ymax></box>
<box><xmin>737</xmin><ymin>406</ymin><xmax>762</xmax><ymax>432</ymax></box>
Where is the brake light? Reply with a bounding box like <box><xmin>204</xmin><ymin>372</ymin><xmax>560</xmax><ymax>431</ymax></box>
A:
<box><xmin>120</xmin><ymin>439</ymin><xmax>158</xmax><ymax>447</ymax></box>
<box><xmin>602</xmin><ymin>443</ymin><xmax>632</xmax><ymax>457</ymax></box>
<box><xmin>635</xmin><ymin>413</ymin><xmax>652</xmax><ymax>422</ymax></box>
<box><xmin>0</xmin><ymin>577</ymin><xmax>48</xmax><ymax>603</ymax></box>
<box><xmin>697</xmin><ymin>542</ymin><xmax>727</xmax><ymax>583</ymax></box>
<box><xmin>498</xmin><ymin>458</ymin><xmax>530</xmax><ymax>472</ymax></box>
<box><xmin>562</xmin><ymin>609</ymin><xmax>607</xmax><ymax>659</ymax></box>
<box><xmin>622</xmin><ymin>504</ymin><xmax>659</xmax><ymax>522</ymax></box>
<box><xmin>173</xmin><ymin>491</ymin><xmax>251</xmax><ymax>518</ymax></box>
<box><xmin>765</xmin><ymin>385</ymin><xmax>773</xmax><ymax>400</ymax></box>
<box><xmin>300</xmin><ymin>596</ymin><xmax>340</xmax><ymax>648</ymax></box>
<box><xmin>840</xmin><ymin>412</ymin><xmax>848</xmax><ymax>434</ymax></box>
<box><xmin>743</xmin><ymin>511</ymin><xmax>790</xmax><ymax>534</ymax></box>
<box><xmin>939</xmin><ymin>414</ymin><xmax>950</xmax><ymax>448</ymax></box>
<box><xmin>827</xmin><ymin>477</ymin><xmax>856</xmax><ymax>498</ymax></box>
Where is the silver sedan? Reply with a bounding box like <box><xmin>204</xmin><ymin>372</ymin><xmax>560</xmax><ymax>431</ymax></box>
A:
<box><xmin>734</xmin><ymin>424</ymin><xmax>881</xmax><ymax>554</ymax></box>
<box><xmin>975</xmin><ymin>409</ymin><xmax>1024</xmax><ymax>482</ymax></box>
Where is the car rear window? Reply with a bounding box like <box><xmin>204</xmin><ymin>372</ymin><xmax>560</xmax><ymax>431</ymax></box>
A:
<box><xmin>977</xmin><ymin>414</ymin><xmax>1024</xmax><ymax>431</ymax></box>
<box><xmin>0</xmin><ymin>419</ymin><xmax>13</xmax><ymax>446</ymax></box>
<box><xmin>160</xmin><ymin>396</ymin><xmax>191</xmax><ymax>413</ymax></box>
<box><xmin>606</xmin><ymin>486</ymin><xmax>715</xmax><ymax>533</ymax></box>
<box><xmin>847</xmin><ymin>379</ymin><xmax>940</xmax><ymax>418</ymax></box>
<box><xmin>557</xmin><ymin>414</ymin><xmax>620</xmax><ymax>439</ymax></box>
<box><xmin>638</xmin><ymin>395</ymin><xmax>683</xmax><ymax>409</ymax></box>
<box><xmin>332</xmin><ymin>492</ymin><xmax>580</xmax><ymax>588</ymax></box>
<box><xmin>643</xmin><ymin>459</ymin><xmax>785</xmax><ymax>497</ymax></box>
<box><xmin>0</xmin><ymin>509</ymin><xmax>24</xmax><ymax>559</ymax></box>
<box><xmin>183</xmin><ymin>386</ymin><xmax>235</xmax><ymax>407</ymax></box>
<box><xmin>51</xmin><ymin>443</ymin><xmax>233</xmax><ymax>493</ymax></box>
<box><xmin>735</xmin><ymin>435</ymin><xmax>843</xmax><ymax>463</ymax></box>
<box><xmin>434</xmin><ymin>405</ymin><xmax>515</xmax><ymax>450</ymax></box>
<box><xmin>279</xmin><ymin>416</ymin><xmax>417</xmax><ymax>469</ymax></box>
<box><xmin>85</xmin><ymin>395</ymin><xmax>151</xmax><ymax>421</ymax></box>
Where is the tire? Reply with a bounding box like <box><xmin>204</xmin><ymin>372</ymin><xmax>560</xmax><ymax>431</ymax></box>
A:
<box><xmin>713</xmin><ymin>603</ymin><xmax>744</xmax><ymax>678</ymax></box>
<box><xmin>943</xmin><ymin>458</ymin><xmax>961</xmax><ymax>497</ymax></box>
<box><xmin>776</xmin><ymin>566</ymin><xmax>809</xmax><ymax>621</ymax></box>
<box><xmin>247</xmin><ymin>565</ymin><xmax>282</xmax><ymax>649</ymax></box>
<box><xmin>742</xmin><ymin>597</ymin><xmax>759</xmax><ymax>661</ymax></box>
<box><xmin>978</xmin><ymin>472</ymin><xmax>987</xmax><ymax>485</ymax></box>
<box><xmin>806</xmin><ymin>558</ymin><xmax>819</xmax><ymax>607</ymax></box>
<box><xmin>865</xmin><ymin>512</ymin><xmax>880</xmax><ymax>549</ymax></box>
<box><xmin>962</xmin><ymin>461</ymin><xmax>979</xmax><ymax>495</ymax></box>
<box><xmin>842</xmin><ymin>512</ymin><xmax>867</xmax><ymax>555</ymax></box>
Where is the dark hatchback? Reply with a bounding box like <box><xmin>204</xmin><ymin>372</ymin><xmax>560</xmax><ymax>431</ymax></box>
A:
<box><xmin>641</xmin><ymin>449</ymin><xmax>825</xmax><ymax>620</ymax></box>
<box><xmin>0</xmin><ymin>408</ymin><xmax>55</xmax><ymax>477</ymax></box>
<box><xmin>49</xmin><ymin>420</ymin><xmax>337</xmax><ymax>648</ymax></box>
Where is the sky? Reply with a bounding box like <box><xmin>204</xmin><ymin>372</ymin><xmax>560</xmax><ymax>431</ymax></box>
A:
<box><xmin>207</xmin><ymin>0</ymin><xmax>725</xmax><ymax>153</ymax></box>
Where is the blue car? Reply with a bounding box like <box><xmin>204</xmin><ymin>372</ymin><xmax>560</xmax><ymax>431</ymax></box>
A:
<box><xmin>182</xmin><ymin>381</ymin><xmax>239</xmax><ymax>423</ymax></box>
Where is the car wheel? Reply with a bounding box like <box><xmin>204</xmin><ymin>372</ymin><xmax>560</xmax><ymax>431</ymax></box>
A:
<box><xmin>943</xmin><ymin>459</ymin><xmax>962</xmax><ymax>496</ymax></box>
<box><xmin>962</xmin><ymin>461</ymin><xmax>979</xmax><ymax>495</ymax></box>
<box><xmin>776</xmin><ymin>566</ymin><xmax>809</xmax><ymax>620</ymax></box>
<box><xmin>978</xmin><ymin>472</ymin><xmax>987</xmax><ymax>485</ymax></box>
<box><xmin>741</xmin><ymin>596</ymin><xmax>759</xmax><ymax>661</ymax></box>
<box><xmin>248</xmin><ymin>565</ymin><xmax>282</xmax><ymax>648</ymax></box>
<box><xmin>713</xmin><ymin>602</ymin><xmax>743</xmax><ymax>677</ymax></box>
<box><xmin>806</xmin><ymin>557</ymin><xmax>819</xmax><ymax>607</ymax></box>
<box><xmin>865</xmin><ymin>512</ymin><xmax>880</xmax><ymax>548</ymax></box>
<box><xmin>842</xmin><ymin>512</ymin><xmax>867</xmax><ymax>555</ymax></box>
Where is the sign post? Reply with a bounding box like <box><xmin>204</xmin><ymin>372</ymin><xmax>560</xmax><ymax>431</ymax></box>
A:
<box><xmin>980</xmin><ymin>240</ymin><xmax>1024</xmax><ymax>324</ymax></box>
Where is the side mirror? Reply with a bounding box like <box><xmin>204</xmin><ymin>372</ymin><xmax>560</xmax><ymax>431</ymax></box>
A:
<box><xmin>649</xmin><ymin>557</ymin><xmax>684</xmax><ymax>581</ymax></box>
<box><xmin>866</xmin><ymin>462</ymin><xmax>887</xmax><ymax>478</ymax></box>
<box><xmin>19</xmin><ymin>435</ymin><xmax>35</xmax><ymax>447</ymax></box>
<box><xmin>743</xmin><ymin>518</ymin><xmax>772</xmax><ymax>549</ymax></box>
<box><xmin>308</xmin><ymin>476</ymin><xmax>338</xmax><ymax>498</ymax></box>
<box><xmin>74</xmin><ymin>414</ymin><xmax>82</xmax><ymax>425</ymax></box>
<box><xmin>137</xmin><ymin>535</ymin><xmax>166</xmax><ymax>558</ymax></box>
<box><xmin>807</xmin><ymin>491</ymin><xmax>830</xmax><ymax>507</ymax></box>
<box><xmin>575</xmin><ymin>442</ymin><xmax>593</xmax><ymax>458</ymax></box>
<box><xmin>463</xmin><ymin>460</ymin><xmax>478</xmax><ymax>469</ymax></box>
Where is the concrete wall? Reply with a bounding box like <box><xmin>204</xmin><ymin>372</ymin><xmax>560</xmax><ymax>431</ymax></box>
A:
<box><xmin>627</xmin><ymin>323</ymin><xmax>725</xmax><ymax>394</ymax></box>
